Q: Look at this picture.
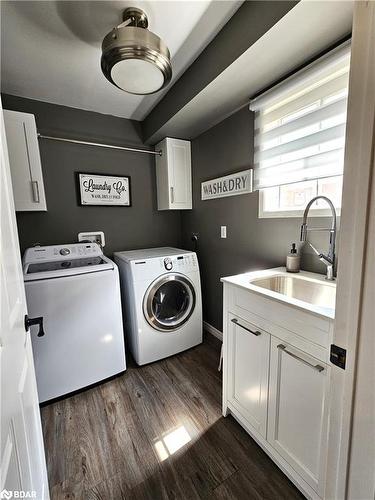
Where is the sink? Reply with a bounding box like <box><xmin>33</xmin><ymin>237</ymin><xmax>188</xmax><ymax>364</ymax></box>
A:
<box><xmin>250</xmin><ymin>274</ymin><xmax>336</xmax><ymax>309</ymax></box>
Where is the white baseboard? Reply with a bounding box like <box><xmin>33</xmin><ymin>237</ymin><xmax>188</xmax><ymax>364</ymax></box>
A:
<box><xmin>203</xmin><ymin>321</ymin><xmax>223</xmax><ymax>341</ymax></box>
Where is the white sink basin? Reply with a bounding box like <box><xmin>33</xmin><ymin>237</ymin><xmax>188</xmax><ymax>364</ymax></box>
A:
<box><xmin>250</xmin><ymin>274</ymin><xmax>336</xmax><ymax>310</ymax></box>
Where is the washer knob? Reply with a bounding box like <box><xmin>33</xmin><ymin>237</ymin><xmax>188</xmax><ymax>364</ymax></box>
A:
<box><xmin>164</xmin><ymin>257</ymin><xmax>173</xmax><ymax>271</ymax></box>
<box><xmin>59</xmin><ymin>248</ymin><xmax>70</xmax><ymax>256</ymax></box>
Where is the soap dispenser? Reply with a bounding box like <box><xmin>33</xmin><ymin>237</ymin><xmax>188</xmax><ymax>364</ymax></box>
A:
<box><xmin>286</xmin><ymin>243</ymin><xmax>300</xmax><ymax>273</ymax></box>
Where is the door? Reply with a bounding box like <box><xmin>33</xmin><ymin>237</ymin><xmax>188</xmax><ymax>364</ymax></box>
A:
<box><xmin>168</xmin><ymin>138</ymin><xmax>192</xmax><ymax>209</ymax></box>
<box><xmin>227</xmin><ymin>315</ymin><xmax>270</xmax><ymax>438</ymax></box>
<box><xmin>143</xmin><ymin>274</ymin><xmax>196</xmax><ymax>331</ymax></box>
<box><xmin>0</xmin><ymin>101</ymin><xmax>49</xmax><ymax>498</ymax></box>
<box><xmin>3</xmin><ymin>109</ymin><xmax>47</xmax><ymax>211</ymax></box>
<box><xmin>268</xmin><ymin>336</ymin><xmax>329</xmax><ymax>496</ymax></box>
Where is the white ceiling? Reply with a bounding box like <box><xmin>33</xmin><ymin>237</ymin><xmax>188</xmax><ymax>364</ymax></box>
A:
<box><xmin>147</xmin><ymin>0</ymin><xmax>353</xmax><ymax>144</ymax></box>
<box><xmin>0</xmin><ymin>0</ymin><xmax>242</xmax><ymax>121</ymax></box>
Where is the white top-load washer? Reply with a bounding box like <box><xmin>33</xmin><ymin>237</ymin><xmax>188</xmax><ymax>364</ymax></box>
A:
<box><xmin>114</xmin><ymin>247</ymin><xmax>202</xmax><ymax>365</ymax></box>
<box><xmin>23</xmin><ymin>243</ymin><xmax>126</xmax><ymax>403</ymax></box>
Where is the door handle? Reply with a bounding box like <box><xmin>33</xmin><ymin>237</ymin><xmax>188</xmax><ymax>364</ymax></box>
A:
<box><xmin>231</xmin><ymin>318</ymin><xmax>261</xmax><ymax>336</ymax></box>
<box><xmin>25</xmin><ymin>314</ymin><xmax>45</xmax><ymax>337</ymax></box>
<box><xmin>31</xmin><ymin>180</ymin><xmax>40</xmax><ymax>203</ymax></box>
<box><xmin>277</xmin><ymin>344</ymin><xmax>324</xmax><ymax>372</ymax></box>
<box><xmin>170</xmin><ymin>186</ymin><xmax>175</xmax><ymax>204</ymax></box>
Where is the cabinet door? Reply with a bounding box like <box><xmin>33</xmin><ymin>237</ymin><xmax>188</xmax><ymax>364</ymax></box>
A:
<box><xmin>268</xmin><ymin>336</ymin><xmax>329</xmax><ymax>496</ymax></box>
<box><xmin>4</xmin><ymin>110</ymin><xmax>47</xmax><ymax>211</ymax></box>
<box><xmin>167</xmin><ymin>138</ymin><xmax>192</xmax><ymax>209</ymax></box>
<box><xmin>227</xmin><ymin>315</ymin><xmax>270</xmax><ymax>437</ymax></box>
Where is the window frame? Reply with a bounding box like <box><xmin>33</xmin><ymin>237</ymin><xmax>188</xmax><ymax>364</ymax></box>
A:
<box><xmin>258</xmin><ymin>189</ymin><xmax>342</xmax><ymax>219</ymax></box>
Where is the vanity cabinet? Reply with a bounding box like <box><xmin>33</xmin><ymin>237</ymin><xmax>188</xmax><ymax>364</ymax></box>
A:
<box><xmin>4</xmin><ymin>109</ymin><xmax>47</xmax><ymax>211</ymax></box>
<box><xmin>155</xmin><ymin>137</ymin><xmax>192</xmax><ymax>210</ymax></box>
<box><xmin>227</xmin><ymin>315</ymin><xmax>270</xmax><ymax>438</ymax></box>
<box><xmin>268</xmin><ymin>337</ymin><xmax>329</xmax><ymax>496</ymax></box>
<box><xmin>222</xmin><ymin>274</ymin><xmax>334</xmax><ymax>500</ymax></box>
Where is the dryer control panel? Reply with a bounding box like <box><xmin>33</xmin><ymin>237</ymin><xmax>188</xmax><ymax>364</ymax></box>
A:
<box><xmin>161</xmin><ymin>253</ymin><xmax>198</xmax><ymax>272</ymax></box>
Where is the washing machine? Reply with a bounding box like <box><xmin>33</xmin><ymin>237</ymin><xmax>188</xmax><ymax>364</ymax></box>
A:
<box><xmin>23</xmin><ymin>243</ymin><xmax>126</xmax><ymax>403</ymax></box>
<box><xmin>114</xmin><ymin>247</ymin><xmax>202</xmax><ymax>365</ymax></box>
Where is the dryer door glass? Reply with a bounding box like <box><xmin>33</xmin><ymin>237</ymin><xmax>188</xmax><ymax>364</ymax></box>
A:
<box><xmin>144</xmin><ymin>275</ymin><xmax>196</xmax><ymax>331</ymax></box>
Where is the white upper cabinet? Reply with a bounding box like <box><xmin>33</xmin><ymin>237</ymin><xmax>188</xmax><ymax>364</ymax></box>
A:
<box><xmin>4</xmin><ymin>110</ymin><xmax>47</xmax><ymax>211</ymax></box>
<box><xmin>155</xmin><ymin>137</ymin><xmax>192</xmax><ymax>210</ymax></box>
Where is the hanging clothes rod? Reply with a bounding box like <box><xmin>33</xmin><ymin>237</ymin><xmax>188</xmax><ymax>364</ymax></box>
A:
<box><xmin>37</xmin><ymin>133</ymin><xmax>162</xmax><ymax>156</ymax></box>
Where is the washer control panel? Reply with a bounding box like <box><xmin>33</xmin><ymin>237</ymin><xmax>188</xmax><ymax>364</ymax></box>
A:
<box><xmin>23</xmin><ymin>243</ymin><xmax>103</xmax><ymax>263</ymax></box>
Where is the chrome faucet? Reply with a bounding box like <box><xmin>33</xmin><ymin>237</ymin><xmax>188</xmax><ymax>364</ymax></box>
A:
<box><xmin>300</xmin><ymin>196</ymin><xmax>337</xmax><ymax>281</ymax></box>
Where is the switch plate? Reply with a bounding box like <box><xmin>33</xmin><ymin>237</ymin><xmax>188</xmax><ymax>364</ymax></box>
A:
<box><xmin>78</xmin><ymin>231</ymin><xmax>105</xmax><ymax>248</ymax></box>
<box><xmin>221</xmin><ymin>226</ymin><xmax>227</xmax><ymax>238</ymax></box>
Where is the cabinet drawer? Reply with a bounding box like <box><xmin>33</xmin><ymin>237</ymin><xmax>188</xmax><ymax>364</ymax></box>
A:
<box><xmin>232</xmin><ymin>285</ymin><xmax>331</xmax><ymax>349</ymax></box>
<box><xmin>227</xmin><ymin>314</ymin><xmax>270</xmax><ymax>438</ymax></box>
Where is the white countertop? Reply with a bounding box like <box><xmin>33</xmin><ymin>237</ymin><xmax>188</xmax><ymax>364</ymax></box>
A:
<box><xmin>221</xmin><ymin>267</ymin><xmax>336</xmax><ymax>320</ymax></box>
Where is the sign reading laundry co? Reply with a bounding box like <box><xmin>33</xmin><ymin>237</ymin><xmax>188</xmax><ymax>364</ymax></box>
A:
<box><xmin>201</xmin><ymin>169</ymin><xmax>253</xmax><ymax>200</ymax></box>
<box><xmin>78</xmin><ymin>173</ymin><xmax>131</xmax><ymax>206</ymax></box>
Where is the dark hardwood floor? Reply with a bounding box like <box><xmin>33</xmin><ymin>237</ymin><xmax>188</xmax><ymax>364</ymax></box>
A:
<box><xmin>41</xmin><ymin>334</ymin><xmax>305</xmax><ymax>500</ymax></box>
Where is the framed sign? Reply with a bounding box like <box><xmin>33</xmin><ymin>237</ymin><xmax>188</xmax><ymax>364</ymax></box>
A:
<box><xmin>77</xmin><ymin>173</ymin><xmax>131</xmax><ymax>206</ymax></box>
<box><xmin>201</xmin><ymin>169</ymin><xmax>253</xmax><ymax>200</ymax></box>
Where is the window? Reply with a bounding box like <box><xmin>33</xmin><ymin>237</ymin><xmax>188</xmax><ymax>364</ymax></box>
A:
<box><xmin>250</xmin><ymin>43</ymin><xmax>350</xmax><ymax>218</ymax></box>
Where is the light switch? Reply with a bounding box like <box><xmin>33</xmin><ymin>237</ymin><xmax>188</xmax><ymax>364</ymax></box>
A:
<box><xmin>221</xmin><ymin>226</ymin><xmax>227</xmax><ymax>238</ymax></box>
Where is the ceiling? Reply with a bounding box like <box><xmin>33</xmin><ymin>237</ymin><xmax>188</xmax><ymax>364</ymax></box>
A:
<box><xmin>0</xmin><ymin>0</ymin><xmax>242</xmax><ymax>121</ymax></box>
<box><xmin>146</xmin><ymin>0</ymin><xmax>353</xmax><ymax>144</ymax></box>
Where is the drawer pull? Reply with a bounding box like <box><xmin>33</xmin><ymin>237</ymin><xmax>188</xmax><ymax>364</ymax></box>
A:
<box><xmin>232</xmin><ymin>318</ymin><xmax>261</xmax><ymax>336</ymax></box>
<box><xmin>277</xmin><ymin>344</ymin><xmax>325</xmax><ymax>372</ymax></box>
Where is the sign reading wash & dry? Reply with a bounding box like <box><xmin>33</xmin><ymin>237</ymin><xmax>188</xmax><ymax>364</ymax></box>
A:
<box><xmin>201</xmin><ymin>169</ymin><xmax>253</xmax><ymax>200</ymax></box>
<box><xmin>78</xmin><ymin>173</ymin><xmax>131</xmax><ymax>206</ymax></box>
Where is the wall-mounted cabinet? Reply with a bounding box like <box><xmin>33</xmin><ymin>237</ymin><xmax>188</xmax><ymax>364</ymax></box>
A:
<box><xmin>155</xmin><ymin>137</ymin><xmax>192</xmax><ymax>210</ymax></box>
<box><xmin>4</xmin><ymin>110</ymin><xmax>47</xmax><ymax>211</ymax></box>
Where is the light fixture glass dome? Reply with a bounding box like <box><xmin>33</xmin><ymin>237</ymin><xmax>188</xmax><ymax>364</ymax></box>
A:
<box><xmin>101</xmin><ymin>8</ymin><xmax>172</xmax><ymax>95</ymax></box>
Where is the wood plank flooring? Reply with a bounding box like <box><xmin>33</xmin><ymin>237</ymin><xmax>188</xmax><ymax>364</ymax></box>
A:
<box><xmin>41</xmin><ymin>334</ymin><xmax>305</xmax><ymax>500</ymax></box>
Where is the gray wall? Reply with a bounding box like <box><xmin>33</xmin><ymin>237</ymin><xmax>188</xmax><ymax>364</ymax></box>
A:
<box><xmin>2</xmin><ymin>94</ymin><xmax>182</xmax><ymax>256</ymax></box>
<box><xmin>181</xmin><ymin>106</ymin><xmax>335</xmax><ymax>331</ymax></box>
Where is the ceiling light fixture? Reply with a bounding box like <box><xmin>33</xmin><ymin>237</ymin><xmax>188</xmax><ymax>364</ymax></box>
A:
<box><xmin>101</xmin><ymin>7</ymin><xmax>172</xmax><ymax>95</ymax></box>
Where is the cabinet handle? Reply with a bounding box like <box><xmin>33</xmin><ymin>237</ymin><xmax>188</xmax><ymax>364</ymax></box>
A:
<box><xmin>231</xmin><ymin>318</ymin><xmax>261</xmax><ymax>336</ymax></box>
<box><xmin>277</xmin><ymin>344</ymin><xmax>325</xmax><ymax>372</ymax></box>
<box><xmin>31</xmin><ymin>180</ymin><xmax>40</xmax><ymax>203</ymax></box>
<box><xmin>170</xmin><ymin>186</ymin><xmax>174</xmax><ymax>203</ymax></box>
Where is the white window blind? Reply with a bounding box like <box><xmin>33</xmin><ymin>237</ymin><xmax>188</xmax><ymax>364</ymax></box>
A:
<box><xmin>250</xmin><ymin>43</ymin><xmax>350</xmax><ymax>192</ymax></box>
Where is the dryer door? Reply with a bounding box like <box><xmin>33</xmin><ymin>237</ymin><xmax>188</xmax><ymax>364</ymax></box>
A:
<box><xmin>143</xmin><ymin>274</ymin><xmax>196</xmax><ymax>332</ymax></box>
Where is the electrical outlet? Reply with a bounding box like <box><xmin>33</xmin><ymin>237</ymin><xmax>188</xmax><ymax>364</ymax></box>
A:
<box><xmin>221</xmin><ymin>226</ymin><xmax>227</xmax><ymax>238</ymax></box>
<box><xmin>78</xmin><ymin>231</ymin><xmax>105</xmax><ymax>247</ymax></box>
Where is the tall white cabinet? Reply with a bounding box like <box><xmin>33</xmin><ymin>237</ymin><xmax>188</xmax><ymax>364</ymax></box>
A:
<box><xmin>155</xmin><ymin>137</ymin><xmax>192</xmax><ymax>210</ymax></box>
<box><xmin>4</xmin><ymin>109</ymin><xmax>47</xmax><ymax>211</ymax></box>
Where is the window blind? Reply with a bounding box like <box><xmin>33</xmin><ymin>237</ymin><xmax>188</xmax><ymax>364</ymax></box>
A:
<box><xmin>250</xmin><ymin>43</ymin><xmax>350</xmax><ymax>190</ymax></box>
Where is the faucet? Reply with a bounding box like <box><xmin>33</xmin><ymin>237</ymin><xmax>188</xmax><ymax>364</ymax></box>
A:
<box><xmin>300</xmin><ymin>196</ymin><xmax>337</xmax><ymax>281</ymax></box>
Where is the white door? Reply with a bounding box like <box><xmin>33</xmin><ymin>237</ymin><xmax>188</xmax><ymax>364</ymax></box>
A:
<box><xmin>168</xmin><ymin>139</ymin><xmax>192</xmax><ymax>209</ymax></box>
<box><xmin>0</xmin><ymin>101</ymin><xmax>49</xmax><ymax>498</ymax></box>
<box><xmin>3</xmin><ymin>110</ymin><xmax>47</xmax><ymax>212</ymax></box>
<box><xmin>227</xmin><ymin>315</ymin><xmax>270</xmax><ymax>438</ymax></box>
<box><xmin>267</xmin><ymin>336</ymin><xmax>329</xmax><ymax>496</ymax></box>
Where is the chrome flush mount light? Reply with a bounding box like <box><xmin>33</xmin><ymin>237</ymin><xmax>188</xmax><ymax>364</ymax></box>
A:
<box><xmin>101</xmin><ymin>7</ymin><xmax>172</xmax><ymax>95</ymax></box>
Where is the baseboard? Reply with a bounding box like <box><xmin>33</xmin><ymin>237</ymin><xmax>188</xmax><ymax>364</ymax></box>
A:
<box><xmin>203</xmin><ymin>321</ymin><xmax>223</xmax><ymax>341</ymax></box>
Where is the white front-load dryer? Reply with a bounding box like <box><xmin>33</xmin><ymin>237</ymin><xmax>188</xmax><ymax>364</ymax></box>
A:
<box><xmin>114</xmin><ymin>247</ymin><xmax>202</xmax><ymax>365</ymax></box>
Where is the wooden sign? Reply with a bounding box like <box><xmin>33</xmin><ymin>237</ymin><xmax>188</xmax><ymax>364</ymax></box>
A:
<box><xmin>201</xmin><ymin>169</ymin><xmax>253</xmax><ymax>200</ymax></box>
<box><xmin>77</xmin><ymin>173</ymin><xmax>131</xmax><ymax>206</ymax></box>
